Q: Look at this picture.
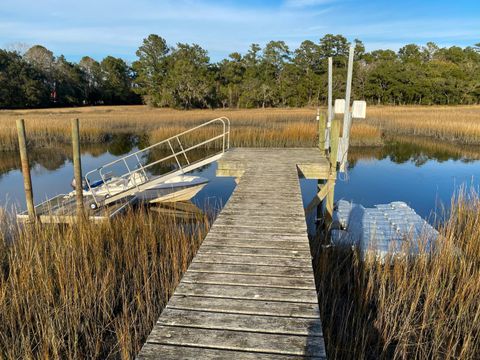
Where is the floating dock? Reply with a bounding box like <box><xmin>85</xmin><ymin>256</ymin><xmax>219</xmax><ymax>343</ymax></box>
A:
<box><xmin>138</xmin><ymin>148</ymin><xmax>331</xmax><ymax>359</ymax></box>
<box><xmin>332</xmin><ymin>200</ymin><xmax>439</xmax><ymax>259</ymax></box>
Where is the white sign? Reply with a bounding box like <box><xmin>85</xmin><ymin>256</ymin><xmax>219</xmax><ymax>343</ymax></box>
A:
<box><xmin>352</xmin><ymin>100</ymin><xmax>367</xmax><ymax>119</ymax></box>
<box><xmin>334</xmin><ymin>99</ymin><xmax>346</xmax><ymax>114</ymax></box>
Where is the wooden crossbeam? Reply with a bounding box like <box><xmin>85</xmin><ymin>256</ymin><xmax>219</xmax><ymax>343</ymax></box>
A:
<box><xmin>304</xmin><ymin>179</ymin><xmax>335</xmax><ymax>215</ymax></box>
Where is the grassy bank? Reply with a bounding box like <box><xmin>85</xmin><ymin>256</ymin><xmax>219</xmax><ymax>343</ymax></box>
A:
<box><xmin>315</xmin><ymin>189</ymin><xmax>480</xmax><ymax>359</ymax></box>
<box><xmin>0</xmin><ymin>208</ymin><xmax>209</xmax><ymax>359</ymax></box>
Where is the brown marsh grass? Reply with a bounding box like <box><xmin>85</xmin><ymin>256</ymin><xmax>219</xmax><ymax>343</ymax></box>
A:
<box><xmin>0</xmin><ymin>208</ymin><xmax>209</xmax><ymax>359</ymax></box>
<box><xmin>315</xmin><ymin>188</ymin><xmax>480</xmax><ymax>359</ymax></box>
<box><xmin>0</xmin><ymin>106</ymin><xmax>385</xmax><ymax>151</ymax></box>
<box><xmin>366</xmin><ymin>105</ymin><xmax>480</xmax><ymax>145</ymax></box>
<box><xmin>1</xmin><ymin>105</ymin><xmax>479</xmax><ymax>152</ymax></box>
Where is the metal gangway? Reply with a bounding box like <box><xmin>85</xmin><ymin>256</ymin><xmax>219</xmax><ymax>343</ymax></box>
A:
<box><xmin>84</xmin><ymin>117</ymin><xmax>230</xmax><ymax>209</ymax></box>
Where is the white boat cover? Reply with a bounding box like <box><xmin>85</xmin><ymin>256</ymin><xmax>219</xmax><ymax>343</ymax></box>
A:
<box><xmin>331</xmin><ymin>200</ymin><xmax>439</xmax><ymax>260</ymax></box>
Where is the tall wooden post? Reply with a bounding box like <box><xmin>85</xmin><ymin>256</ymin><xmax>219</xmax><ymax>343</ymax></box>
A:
<box><xmin>326</xmin><ymin>118</ymin><xmax>341</xmax><ymax>222</ymax></box>
<box><xmin>16</xmin><ymin>119</ymin><xmax>36</xmax><ymax>221</ymax></box>
<box><xmin>329</xmin><ymin>119</ymin><xmax>340</xmax><ymax>172</ymax></box>
<box><xmin>326</xmin><ymin>57</ymin><xmax>333</xmax><ymax>150</ymax></box>
<box><xmin>340</xmin><ymin>46</ymin><xmax>355</xmax><ymax>172</ymax></box>
<box><xmin>341</xmin><ymin>46</ymin><xmax>354</xmax><ymax>141</ymax></box>
<box><xmin>318</xmin><ymin>112</ymin><xmax>326</xmax><ymax>152</ymax></box>
<box><xmin>71</xmin><ymin>118</ymin><xmax>84</xmax><ymax>219</ymax></box>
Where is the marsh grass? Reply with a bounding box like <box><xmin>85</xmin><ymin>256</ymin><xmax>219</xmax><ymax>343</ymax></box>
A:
<box><xmin>0</xmin><ymin>207</ymin><xmax>209</xmax><ymax>359</ymax></box>
<box><xmin>315</xmin><ymin>189</ymin><xmax>480</xmax><ymax>359</ymax></box>
<box><xmin>367</xmin><ymin>105</ymin><xmax>480</xmax><ymax>145</ymax></box>
<box><xmin>0</xmin><ymin>106</ymin><xmax>385</xmax><ymax>151</ymax></box>
<box><xmin>1</xmin><ymin>105</ymin><xmax>479</xmax><ymax>152</ymax></box>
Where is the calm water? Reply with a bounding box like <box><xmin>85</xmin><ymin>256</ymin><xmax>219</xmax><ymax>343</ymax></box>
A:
<box><xmin>1</xmin><ymin>137</ymin><xmax>479</xmax><ymax>227</ymax></box>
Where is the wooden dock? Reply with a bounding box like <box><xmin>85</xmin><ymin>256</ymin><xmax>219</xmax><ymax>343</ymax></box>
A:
<box><xmin>138</xmin><ymin>148</ymin><xmax>331</xmax><ymax>359</ymax></box>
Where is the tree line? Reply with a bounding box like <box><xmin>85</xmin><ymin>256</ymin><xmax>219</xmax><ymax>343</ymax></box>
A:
<box><xmin>0</xmin><ymin>46</ymin><xmax>140</xmax><ymax>108</ymax></box>
<box><xmin>1</xmin><ymin>34</ymin><xmax>479</xmax><ymax>109</ymax></box>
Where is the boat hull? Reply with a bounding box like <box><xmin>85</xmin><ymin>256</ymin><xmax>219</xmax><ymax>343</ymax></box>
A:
<box><xmin>146</xmin><ymin>183</ymin><xmax>207</xmax><ymax>203</ymax></box>
<box><xmin>138</xmin><ymin>175</ymin><xmax>208</xmax><ymax>203</ymax></box>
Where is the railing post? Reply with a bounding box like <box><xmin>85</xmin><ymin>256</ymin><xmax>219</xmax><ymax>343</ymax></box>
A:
<box><xmin>16</xmin><ymin>119</ymin><xmax>36</xmax><ymax>222</ymax></box>
<box><xmin>222</xmin><ymin>121</ymin><xmax>226</xmax><ymax>152</ymax></box>
<box><xmin>176</xmin><ymin>136</ymin><xmax>190</xmax><ymax>164</ymax></box>
<box><xmin>167</xmin><ymin>139</ymin><xmax>183</xmax><ymax>173</ymax></box>
<box><xmin>71</xmin><ymin>118</ymin><xmax>84</xmax><ymax>219</ymax></box>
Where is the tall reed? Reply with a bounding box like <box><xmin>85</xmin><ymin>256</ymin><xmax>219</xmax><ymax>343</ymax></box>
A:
<box><xmin>315</xmin><ymin>188</ymin><xmax>480</xmax><ymax>359</ymax></box>
<box><xmin>0</xmin><ymin>208</ymin><xmax>209</xmax><ymax>359</ymax></box>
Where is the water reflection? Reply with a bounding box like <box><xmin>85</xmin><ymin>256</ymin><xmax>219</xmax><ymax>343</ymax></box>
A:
<box><xmin>1</xmin><ymin>137</ymin><xmax>480</xmax><ymax>222</ymax></box>
<box><xmin>348</xmin><ymin>137</ymin><xmax>480</xmax><ymax>168</ymax></box>
<box><xmin>0</xmin><ymin>135</ymin><xmax>138</xmax><ymax>179</ymax></box>
<box><xmin>3</xmin><ymin>136</ymin><xmax>479</xmax><ymax>178</ymax></box>
<box><xmin>106</xmin><ymin>134</ymin><xmax>137</xmax><ymax>156</ymax></box>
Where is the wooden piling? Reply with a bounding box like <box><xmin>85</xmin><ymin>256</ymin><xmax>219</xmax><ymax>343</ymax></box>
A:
<box><xmin>16</xmin><ymin>119</ymin><xmax>36</xmax><ymax>221</ymax></box>
<box><xmin>339</xmin><ymin>46</ymin><xmax>355</xmax><ymax>172</ymax></box>
<box><xmin>318</xmin><ymin>112</ymin><xmax>327</xmax><ymax>152</ymax></box>
<box><xmin>71</xmin><ymin>118</ymin><xmax>84</xmax><ymax>219</ymax></box>
<box><xmin>327</xmin><ymin>57</ymin><xmax>333</xmax><ymax>126</ymax></box>
<box><xmin>326</xmin><ymin>118</ymin><xmax>341</xmax><ymax>221</ymax></box>
<box><xmin>329</xmin><ymin>118</ymin><xmax>341</xmax><ymax>171</ymax></box>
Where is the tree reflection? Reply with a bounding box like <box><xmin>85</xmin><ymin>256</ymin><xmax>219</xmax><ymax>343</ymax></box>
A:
<box><xmin>348</xmin><ymin>137</ymin><xmax>480</xmax><ymax>169</ymax></box>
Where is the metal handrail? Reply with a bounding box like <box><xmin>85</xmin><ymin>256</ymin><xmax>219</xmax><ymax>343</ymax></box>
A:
<box><xmin>84</xmin><ymin>117</ymin><xmax>230</xmax><ymax>206</ymax></box>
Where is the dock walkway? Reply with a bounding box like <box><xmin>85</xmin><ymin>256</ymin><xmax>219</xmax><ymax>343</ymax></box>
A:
<box><xmin>138</xmin><ymin>148</ymin><xmax>329</xmax><ymax>359</ymax></box>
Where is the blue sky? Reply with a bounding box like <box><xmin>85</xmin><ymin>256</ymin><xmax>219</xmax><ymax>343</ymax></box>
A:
<box><xmin>1</xmin><ymin>0</ymin><xmax>479</xmax><ymax>62</ymax></box>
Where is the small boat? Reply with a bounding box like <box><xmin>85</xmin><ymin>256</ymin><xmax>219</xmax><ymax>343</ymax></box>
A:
<box><xmin>69</xmin><ymin>173</ymin><xmax>208</xmax><ymax>208</ymax></box>
<box><xmin>16</xmin><ymin>117</ymin><xmax>229</xmax><ymax>224</ymax></box>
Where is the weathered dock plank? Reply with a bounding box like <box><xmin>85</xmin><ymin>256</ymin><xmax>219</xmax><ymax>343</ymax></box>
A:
<box><xmin>187</xmin><ymin>262</ymin><xmax>314</xmax><ymax>277</ymax></box>
<box><xmin>158</xmin><ymin>308</ymin><xmax>323</xmax><ymax>335</ymax></box>
<box><xmin>181</xmin><ymin>272</ymin><xmax>316</xmax><ymax>289</ymax></box>
<box><xmin>173</xmin><ymin>283</ymin><xmax>318</xmax><ymax>303</ymax></box>
<box><xmin>138</xmin><ymin>148</ymin><xmax>329</xmax><ymax>359</ymax></box>
<box><xmin>167</xmin><ymin>295</ymin><xmax>321</xmax><ymax>318</ymax></box>
<box><xmin>139</xmin><ymin>345</ymin><xmax>322</xmax><ymax>360</ymax></box>
<box><xmin>201</xmin><ymin>238</ymin><xmax>312</xmax><ymax>250</ymax></box>
<box><xmin>145</xmin><ymin>327</ymin><xmax>325</xmax><ymax>357</ymax></box>
<box><xmin>193</xmin><ymin>253</ymin><xmax>313</xmax><ymax>267</ymax></box>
